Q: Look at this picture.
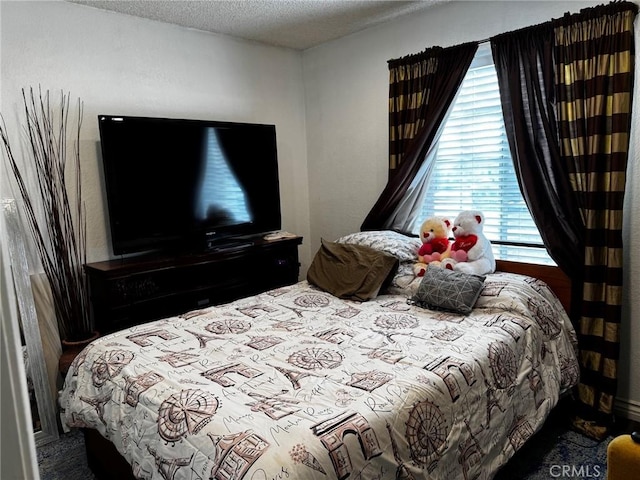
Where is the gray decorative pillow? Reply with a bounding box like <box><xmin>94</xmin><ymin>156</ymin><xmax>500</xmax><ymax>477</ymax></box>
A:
<box><xmin>409</xmin><ymin>266</ymin><xmax>486</xmax><ymax>314</ymax></box>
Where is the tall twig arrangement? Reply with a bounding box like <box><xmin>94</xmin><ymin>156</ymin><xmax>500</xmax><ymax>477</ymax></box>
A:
<box><xmin>1</xmin><ymin>87</ymin><xmax>92</xmax><ymax>341</ymax></box>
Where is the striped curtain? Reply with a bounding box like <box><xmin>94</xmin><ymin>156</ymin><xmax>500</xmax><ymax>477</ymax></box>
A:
<box><xmin>362</xmin><ymin>43</ymin><xmax>477</xmax><ymax>230</ymax></box>
<box><xmin>553</xmin><ymin>2</ymin><xmax>637</xmax><ymax>439</ymax></box>
<box><xmin>388</xmin><ymin>51</ymin><xmax>438</xmax><ymax>172</ymax></box>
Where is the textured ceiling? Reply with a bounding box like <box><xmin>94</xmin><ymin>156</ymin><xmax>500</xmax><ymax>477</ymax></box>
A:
<box><xmin>68</xmin><ymin>0</ymin><xmax>446</xmax><ymax>50</ymax></box>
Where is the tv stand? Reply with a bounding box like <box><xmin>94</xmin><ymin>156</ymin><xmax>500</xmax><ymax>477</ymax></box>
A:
<box><xmin>84</xmin><ymin>235</ymin><xmax>302</xmax><ymax>334</ymax></box>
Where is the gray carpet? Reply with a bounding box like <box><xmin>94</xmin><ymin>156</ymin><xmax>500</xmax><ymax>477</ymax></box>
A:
<box><xmin>38</xmin><ymin>423</ymin><xmax>610</xmax><ymax>480</ymax></box>
<box><xmin>494</xmin><ymin>427</ymin><xmax>609</xmax><ymax>479</ymax></box>
<box><xmin>37</xmin><ymin>430</ymin><xmax>95</xmax><ymax>480</ymax></box>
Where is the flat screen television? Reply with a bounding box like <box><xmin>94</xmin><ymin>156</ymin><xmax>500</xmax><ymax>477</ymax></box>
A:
<box><xmin>98</xmin><ymin>115</ymin><xmax>282</xmax><ymax>255</ymax></box>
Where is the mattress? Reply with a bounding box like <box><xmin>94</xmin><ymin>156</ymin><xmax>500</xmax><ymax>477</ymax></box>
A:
<box><xmin>60</xmin><ymin>271</ymin><xmax>578</xmax><ymax>480</ymax></box>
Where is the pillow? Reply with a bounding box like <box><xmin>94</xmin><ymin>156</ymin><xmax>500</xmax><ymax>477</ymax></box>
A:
<box><xmin>409</xmin><ymin>265</ymin><xmax>486</xmax><ymax>314</ymax></box>
<box><xmin>307</xmin><ymin>239</ymin><xmax>399</xmax><ymax>301</ymax></box>
<box><xmin>334</xmin><ymin>230</ymin><xmax>421</xmax><ymax>264</ymax></box>
<box><xmin>385</xmin><ymin>262</ymin><xmax>420</xmax><ymax>294</ymax></box>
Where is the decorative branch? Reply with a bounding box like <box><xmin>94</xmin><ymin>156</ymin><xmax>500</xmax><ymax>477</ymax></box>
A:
<box><xmin>1</xmin><ymin>87</ymin><xmax>92</xmax><ymax>341</ymax></box>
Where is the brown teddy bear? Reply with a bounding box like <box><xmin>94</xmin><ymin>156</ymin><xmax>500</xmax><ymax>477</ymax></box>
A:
<box><xmin>413</xmin><ymin>216</ymin><xmax>452</xmax><ymax>276</ymax></box>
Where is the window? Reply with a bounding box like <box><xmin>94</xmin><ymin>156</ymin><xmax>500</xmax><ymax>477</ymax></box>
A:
<box><xmin>414</xmin><ymin>44</ymin><xmax>555</xmax><ymax>265</ymax></box>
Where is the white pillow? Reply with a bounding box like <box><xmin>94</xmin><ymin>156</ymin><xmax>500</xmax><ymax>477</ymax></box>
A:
<box><xmin>335</xmin><ymin>230</ymin><xmax>421</xmax><ymax>264</ymax></box>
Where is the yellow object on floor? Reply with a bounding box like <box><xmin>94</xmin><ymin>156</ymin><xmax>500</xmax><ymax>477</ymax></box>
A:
<box><xmin>607</xmin><ymin>433</ymin><xmax>640</xmax><ymax>480</ymax></box>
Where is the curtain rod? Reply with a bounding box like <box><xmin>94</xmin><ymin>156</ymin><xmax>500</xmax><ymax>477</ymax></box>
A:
<box><xmin>388</xmin><ymin>38</ymin><xmax>490</xmax><ymax>64</ymax></box>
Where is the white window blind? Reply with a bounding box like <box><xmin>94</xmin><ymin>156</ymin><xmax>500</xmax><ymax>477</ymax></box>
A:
<box><xmin>415</xmin><ymin>44</ymin><xmax>555</xmax><ymax>265</ymax></box>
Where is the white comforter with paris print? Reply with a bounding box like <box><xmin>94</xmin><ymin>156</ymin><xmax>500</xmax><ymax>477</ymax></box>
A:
<box><xmin>60</xmin><ymin>273</ymin><xmax>578</xmax><ymax>480</ymax></box>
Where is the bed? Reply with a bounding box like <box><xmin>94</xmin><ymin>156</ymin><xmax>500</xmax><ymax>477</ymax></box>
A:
<box><xmin>59</xmin><ymin>231</ymin><xmax>579</xmax><ymax>480</ymax></box>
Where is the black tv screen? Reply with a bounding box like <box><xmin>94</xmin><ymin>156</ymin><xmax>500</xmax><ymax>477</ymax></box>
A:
<box><xmin>98</xmin><ymin>115</ymin><xmax>281</xmax><ymax>255</ymax></box>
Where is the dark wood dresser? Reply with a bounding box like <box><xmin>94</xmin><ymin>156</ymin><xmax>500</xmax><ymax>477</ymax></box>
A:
<box><xmin>84</xmin><ymin>235</ymin><xmax>302</xmax><ymax>334</ymax></box>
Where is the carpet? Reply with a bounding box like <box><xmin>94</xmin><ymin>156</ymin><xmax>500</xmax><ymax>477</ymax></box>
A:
<box><xmin>37</xmin><ymin>430</ymin><xmax>95</xmax><ymax>480</ymax></box>
<box><xmin>38</xmin><ymin>424</ymin><xmax>610</xmax><ymax>479</ymax></box>
<box><xmin>494</xmin><ymin>426</ymin><xmax>610</xmax><ymax>479</ymax></box>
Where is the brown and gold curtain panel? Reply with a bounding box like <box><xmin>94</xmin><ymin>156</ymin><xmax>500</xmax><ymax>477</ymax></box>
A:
<box><xmin>554</xmin><ymin>1</ymin><xmax>636</xmax><ymax>439</ymax></box>
<box><xmin>361</xmin><ymin>42</ymin><xmax>477</xmax><ymax>231</ymax></box>
<box><xmin>387</xmin><ymin>51</ymin><xmax>437</xmax><ymax>173</ymax></box>
<box><xmin>492</xmin><ymin>1</ymin><xmax>637</xmax><ymax>439</ymax></box>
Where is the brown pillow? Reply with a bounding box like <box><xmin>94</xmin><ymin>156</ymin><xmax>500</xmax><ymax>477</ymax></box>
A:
<box><xmin>307</xmin><ymin>239</ymin><xmax>399</xmax><ymax>301</ymax></box>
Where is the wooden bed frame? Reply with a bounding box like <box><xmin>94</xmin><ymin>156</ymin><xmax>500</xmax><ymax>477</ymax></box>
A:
<box><xmin>80</xmin><ymin>260</ymin><xmax>572</xmax><ymax>480</ymax></box>
<box><xmin>495</xmin><ymin>259</ymin><xmax>571</xmax><ymax>313</ymax></box>
<box><xmin>84</xmin><ymin>427</ymin><xmax>137</xmax><ymax>480</ymax></box>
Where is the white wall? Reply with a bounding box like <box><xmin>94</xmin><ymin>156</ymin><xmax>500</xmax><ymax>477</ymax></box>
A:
<box><xmin>302</xmin><ymin>1</ymin><xmax>640</xmax><ymax>418</ymax></box>
<box><xmin>0</xmin><ymin>0</ymin><xmax>312</xmax><ymax>267</ymax></box>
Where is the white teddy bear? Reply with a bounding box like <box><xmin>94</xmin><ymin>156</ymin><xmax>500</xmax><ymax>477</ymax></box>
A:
<box><xmin>441</xmin><ymin>210</ymin><xmax>495</xmax><ymax>276</ymax></box>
